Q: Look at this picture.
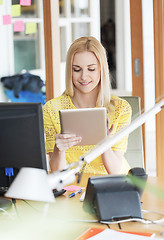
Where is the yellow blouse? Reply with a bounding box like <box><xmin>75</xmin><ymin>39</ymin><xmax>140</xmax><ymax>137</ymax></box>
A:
<box><xmin>43</xmin><ymin>94</ymin><xmax>132</xmax><ymax>174</ymax></box>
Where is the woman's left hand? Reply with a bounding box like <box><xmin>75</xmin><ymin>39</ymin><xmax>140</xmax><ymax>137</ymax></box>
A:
<box><xmin>106</xmin><ymin>116</ymin><xmax>114</xmax><ymax>135</ymax></box>
<box><xmin>101</xmin><ymin>116</ymin><xmax>123</xmax><ymax>174</ymax></box>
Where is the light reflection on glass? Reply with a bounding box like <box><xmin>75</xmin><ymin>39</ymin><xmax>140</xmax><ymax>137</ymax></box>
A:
<box><xmin>12</xmin><ymin>0</ymin><xmax>43</xmax><ymax>73</ymax></box>
<box><xmin>60</xmin><ymin>27</ymin><xmax>67</xmax><ymax>62</ymax></box>
<box><xmin>71</xmin><ymin>0</ymin><xmax>89</xmax><ymax>17</ymax></box>
<box><xmin>72</xmin><ymin>23</ymin><xmax>90</xmax><ymax>41</ymax></box>
<box><xmin>12</xmin><ymin>0</ymin><xmax>37</xmax><ymax>17</ymax></box>
<box><xmin>59</xmin><ymin>0</ymin><xmax>65</xmax><ymax>17</ymax></box>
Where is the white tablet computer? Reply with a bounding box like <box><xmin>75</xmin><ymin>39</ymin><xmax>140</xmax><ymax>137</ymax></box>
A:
<box><xmin>59</xmin><ymin>108</ymin><xmax>107</xmax><ymax>145</ymax></box>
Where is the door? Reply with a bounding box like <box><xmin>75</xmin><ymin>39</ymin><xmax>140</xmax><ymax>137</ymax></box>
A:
<box><xmin>130</xmin><ymin>0</ymin><xmax>164</xmax><ymax>176</ymax></box>
<box><xmin>153</xmin><ymin>0</ymin><xmax>164</xmax><ymax>177</ymax></box>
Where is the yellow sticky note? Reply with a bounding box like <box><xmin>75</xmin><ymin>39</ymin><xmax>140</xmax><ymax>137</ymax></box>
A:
<box><xmin>25</xmin><ymin>22</ymin><xmax>37</xmax><ymax>34</ymax></box>
<box><xmin>0</xmin><ymin>0</ymin><xmax>3</xmax><ymax>5</ymax></box>
<box><xmin>11</xmin><ymin>4</ymin><xmax>21</xmax><ymax>17</ymax></box>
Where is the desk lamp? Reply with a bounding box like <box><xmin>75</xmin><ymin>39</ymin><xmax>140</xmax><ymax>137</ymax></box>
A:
<box><xmin>5</xmin><ymin>99</ymin><xmax>164</xmax><ymax>203</ymax></box>
<box><xmin>5</xmin><ymin>163</ymin><xmax>81</xmax><ymax>202</ymax></box>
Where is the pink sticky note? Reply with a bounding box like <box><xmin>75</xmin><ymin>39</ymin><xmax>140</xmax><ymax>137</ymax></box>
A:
<box><xmin>14</xmin><ymin>20</ymin><xmax>25</xmax><ymax>32</ymax></box>
<box><xmin>3</xmin><ymin>15</ymin><xmax>12</xmax><ymax>25</ymax></box>
<box><xmin>20</xmin><ymin>0</ymin><xmax>31</xmax><ymax>6</ymax></box>
<box><xmin>63</xmin><ymin>185</ymin><xmax>85</xmax><ymax>192</ymax></box>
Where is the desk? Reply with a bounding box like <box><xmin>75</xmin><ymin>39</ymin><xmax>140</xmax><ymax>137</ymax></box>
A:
<box><xmin>1</xmin><ymin>174</ymin><xmax>164</xmax><ymax>239</ymax></box>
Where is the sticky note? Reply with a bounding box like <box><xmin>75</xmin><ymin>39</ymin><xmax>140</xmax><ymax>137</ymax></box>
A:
<box><xmin>25</xmin><ymin>22</ymin><xmax>37</xmax><ymax>34</ymax></box>
<box><xmin>3</xmin><ymin>15</ymin><xmax>11</xmax><ymax>25</ymax></box>
<box><xmin>14</xmin><ymin>20</ymin><xmax>25</xmax><ymax>32</ymax></box>
<box><xmin>20</xmin><ymin>0</ymin><xmax>31</xmax><ymax>6</ymax></box>
<box><xmin>11</xmin><ymin>4</ymin><xmax>21</xmax><ymax>17</ymax></box>
<box><xmin>63</xmin><ymin>185</ymin><xmax>85</xmax><ymax>191</ymax></box>
<box><xmin>0</xmin><ymin>0</ymin><xmax>3</xmax><ymax>5</ymax></box>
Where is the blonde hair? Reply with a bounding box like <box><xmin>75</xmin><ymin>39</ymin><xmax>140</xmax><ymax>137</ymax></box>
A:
<box><xmin>65</xmin><ymin>36</ymin><xmax>111</xmax><ymax>109</ymax></box>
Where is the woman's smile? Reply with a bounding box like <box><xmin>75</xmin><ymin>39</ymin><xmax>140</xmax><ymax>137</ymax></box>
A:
<box><xmin>72</xmin><ymin>51</ymin><xmax>101</xmax><ymax>95</ymax></box>
<box><xmin>79</xmin><ymin>81</ymin><xmax>92</xmax><ymax>85</ymax></box>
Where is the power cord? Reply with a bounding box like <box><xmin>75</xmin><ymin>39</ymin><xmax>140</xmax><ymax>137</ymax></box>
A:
<box><xmin>100</xmin><ymin>209</ymin><xmax>164</xmax><ymax>226</ymax></box>
<box><xmin>100</xmin><ymin>217</ymin><xmax>152</xmax><ymax>225</ymax></box>
<box><xmin>11</xmin><ymin>198</ymin><xmax>19</xmax><ymax>218</ymax></box>
<box><xmin>22</xmin><ymin>199</ymin><xmax>42</xmax><ymax>213</ymax></box>
<box><xmin>142</xmin><ymin>209</ymin><xmax>164</xmax><ymax>224</ymax></box>
<box><xmin>142</xmin><ymin>209</ymin><xmax>164</xmax><ymax>216</ymax></box>
<box><xmin>0</xmin><ymin>208</ymin><xmax>14</xmax><ymax>219</ymax></box>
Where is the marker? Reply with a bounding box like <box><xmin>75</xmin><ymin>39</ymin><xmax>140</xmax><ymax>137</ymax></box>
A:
<box><xmin>69</xmin><ymin>189</ymin><xmax>82</xmax><ymax>198</ymax></box>
<box><xmin>80</xmin><ymin>191</ymin><xmax>86</xmax><ymax>202</ymax></box>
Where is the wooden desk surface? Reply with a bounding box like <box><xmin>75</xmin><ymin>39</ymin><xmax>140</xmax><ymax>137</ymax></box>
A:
<box><xmin>1</xmin><ymin>174</ymin><xmax>164</xmax><ymax>239</ymax></box>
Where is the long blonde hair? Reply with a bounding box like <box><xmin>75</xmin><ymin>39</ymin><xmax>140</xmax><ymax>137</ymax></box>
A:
<box><xmin>65</xmin><ymin>36</ymin><xmax>111</xmax><ymax>109</ymax></box>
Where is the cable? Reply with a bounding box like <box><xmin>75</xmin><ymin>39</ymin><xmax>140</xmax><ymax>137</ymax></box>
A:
<box><xmin>100</xmin><ymin>218</ymin><xmax>152</xmax><ymax>225</ymax></box>
<box><xmin>71</xmin><ymin>209</ymin><xmax>164</xmax><ymax>226</ymax></box>
<box><xmin>118</xmin><ymin>223</ymin><xmax>122</xmax><ymax>229</ymax></box>
<box><xmin>0</xmin><ymin>208</ymin><xmax>14</xmax><ymax>219</ymax></box>
<box><xmin>63</xmin><ymin>216</ymin><xmax>164</xmax><ymax>226</ymax></box>
<box><xmin>142</xmin><ymin>209</ymin><xmax>164</xmax><ymax>216</ymax></box>
<box><xmin>66</xmin><ymin>218</ymin><xmax>99</xmax><ymax>223</ymax></box>
<box><xmin>101</xmin><ymin>217</ymin><xmax>164</xmax><ymax>226</ymax></box>
<box><xmin>22</xmin><ymin>199</ymin><xmax>42</xmax><ymax>213</ymax></box>
<box><xmin>62</xmin><ymin>217</ymin><xmax>152</xmax><ymax>225</ymax></box>
<box><xmin>106</xmin><ymin>224</ymin><xmax>110</xmax><ymax>228</ymax></box>
<box><xmin>12</xmin><ymin>198</ymin><xmax>19</xmax><ymax>218</ymax></box>
<box><xmin>142</xmin><ymin>209</ymin><xmax>164</xmax><ymax>224</ymax></box>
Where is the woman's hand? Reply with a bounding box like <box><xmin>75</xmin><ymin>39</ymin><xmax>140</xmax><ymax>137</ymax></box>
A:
<box><xmin>101</xmin><ymin>117</ymin><xmax>123</xmax><ymax>174</ymax></box>
<box><xmin>55</xmin><ymin>133</ymin><xmax>82</xmax><ymax>152</ymax></box>
<box><xmin>106</xmin><ymin>116</ymin><xmax>114</xmax><ymax>135</ymax></box>
<box><xmin>49</xmin><ymin>133</ymin><xmax>82</xmax><ymax>172</ymax></box>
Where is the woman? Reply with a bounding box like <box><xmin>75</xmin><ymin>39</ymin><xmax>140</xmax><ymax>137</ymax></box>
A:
<box><xmin>43</xmin><ymin>36</ymin><xmax>132</xmax><ymax>175</ymax></box>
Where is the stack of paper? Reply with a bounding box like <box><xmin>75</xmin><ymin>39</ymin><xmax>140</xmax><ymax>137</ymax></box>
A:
<box><xmin>76</xmin><ymin>228</ymin><xmax>159</xmax><ymax>240</ymax></box>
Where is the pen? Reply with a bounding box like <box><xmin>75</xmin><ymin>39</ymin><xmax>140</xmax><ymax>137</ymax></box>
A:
<box><xmin>69</xmin><ymin>189</ymin><xmax>82</xmax><ymax>198</ymax></box>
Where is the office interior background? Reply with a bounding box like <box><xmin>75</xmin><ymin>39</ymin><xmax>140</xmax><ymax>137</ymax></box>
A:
<box><xmin>0</xmin><ymin>0</ymin><xmax>163</xmax><ymax>176</ymax></box>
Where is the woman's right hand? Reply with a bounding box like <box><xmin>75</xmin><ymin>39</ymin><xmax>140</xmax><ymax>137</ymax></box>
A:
<box><xmin>55</xmin><ymin>133</ymin><xmax>82</xmax><ymax>152</ymax></box>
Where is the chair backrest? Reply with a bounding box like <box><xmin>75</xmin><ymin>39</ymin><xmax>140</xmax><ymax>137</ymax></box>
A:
<box><xmin>120</xmin><ymin>96</ymin><xmax>144</xmax><ymax>168</ymax></box>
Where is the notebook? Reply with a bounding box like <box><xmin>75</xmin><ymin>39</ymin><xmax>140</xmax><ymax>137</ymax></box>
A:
<box><xmin>76</xmin><ymin>228</ymin><xmax>155</xmax><ymax>240</ymax></box>
<box><xmin>59</xmin><ymin>107</ymin><xmax>107</xmax><ymax>145</ymax></box>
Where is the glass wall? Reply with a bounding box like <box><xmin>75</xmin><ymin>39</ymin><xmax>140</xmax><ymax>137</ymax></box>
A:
<box><xmin>12</xmin><ymin>0</ymin><xmax>45</xmax><ymax>76</ymax></box>
<box><xmin>58</xmin><ymin>0</ymin><xmax>100</xmax><ymax>92</ymax></box>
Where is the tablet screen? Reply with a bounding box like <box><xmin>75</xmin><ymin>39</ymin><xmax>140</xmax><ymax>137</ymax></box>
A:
<box><xmin>59</xmin><ymin>108</ymin><xmax>107</xmax><ymax>145</ymax></box>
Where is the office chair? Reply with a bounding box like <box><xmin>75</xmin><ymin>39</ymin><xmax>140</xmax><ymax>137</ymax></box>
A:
<box><xmin>121</xmin><ymin>96</ymin><xmax>144</xmax><ymax>169</ymax></box>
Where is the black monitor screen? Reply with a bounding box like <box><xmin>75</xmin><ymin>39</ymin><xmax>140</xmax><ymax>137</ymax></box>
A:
<box><xmin>0</xmin><ymin>102</ymin><xmax>47</xmax><ymax>190</ymax></box>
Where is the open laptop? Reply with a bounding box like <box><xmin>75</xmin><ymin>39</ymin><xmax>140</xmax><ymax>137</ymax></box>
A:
<box><xmin>59</xmin><ymin>107</ymin><xmax>107</xmax><ymax>145</ymax></box>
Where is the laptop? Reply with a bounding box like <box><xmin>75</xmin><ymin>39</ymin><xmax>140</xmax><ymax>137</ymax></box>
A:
<box><xmin>59</xmin><ymin>107</ymin><xmax>107</xmax><ymax>145</ymax></box>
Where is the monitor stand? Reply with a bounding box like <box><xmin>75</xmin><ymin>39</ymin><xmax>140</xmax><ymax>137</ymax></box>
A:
<box><xmin>0</xmin><ymin>198</ymin><xmax>12</xmax><ymax>211</ymax></box>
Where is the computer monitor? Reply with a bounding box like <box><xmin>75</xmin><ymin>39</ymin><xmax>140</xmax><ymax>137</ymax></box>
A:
<box><xmin>83</xmin><ymin>168</ymin><xmax>147</xmax><ymax>222</ymax></box>
<box><xmin>0</xmin><ymin>102</ymin><xmax>47</xmax><ymax>192</ymax></box>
